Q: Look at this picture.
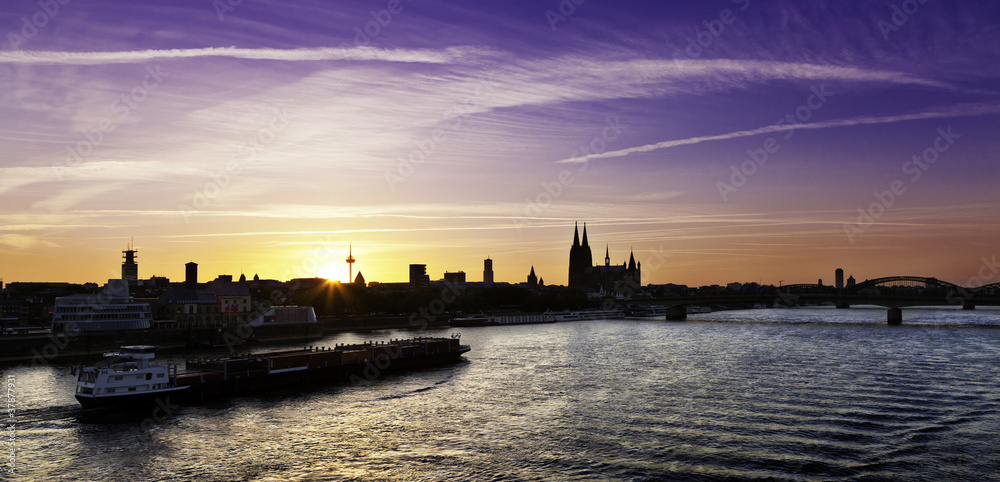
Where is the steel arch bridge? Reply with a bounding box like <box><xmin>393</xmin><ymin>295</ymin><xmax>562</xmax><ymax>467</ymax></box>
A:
<box><xmin>779</xmin><ymin>276</ymin><xmax>993</xmax><ymax>296</ymax></box>
<box><xmin>644</xmin><ymin>276</ymin><xmax>1000</xmax><ymax>325</ymax></box>
<box><xmin>847</xmin><ymin>276</ymin><xmax>963</xmax><ymax>292</ymax></box>
<box><xmin>977</xmin><ymin>281</ymin><xmax>1000</xmax><ymax>291</ymax></box>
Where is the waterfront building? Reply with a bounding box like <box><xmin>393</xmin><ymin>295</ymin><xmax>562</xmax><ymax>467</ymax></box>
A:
<box><xmin>247</xmin><ymin>306</ymin><xmax>318</xmax><ymax>327</ymax></box>
<box><xmin>0</xmin><ymin>298</ymin><xmax>18</xmax><ymax>328</ymax></box>
<box><xmin>208</xmin><ymin>276</ymin><xmax>252</xmax><ymax>325</ymax></box>
<box><xmin>157</xmin><ymin>288</ymin><xmax>221</xmax><ymax>329</ymax></box>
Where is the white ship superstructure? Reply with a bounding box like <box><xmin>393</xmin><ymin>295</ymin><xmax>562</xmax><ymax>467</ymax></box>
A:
<box><xmin>74</xmin><ymin>345</ymin><xmax>187</xmax><ymax>408</ymax></box>
<box><xmin>450</xmin><ymin>312</ymin><xmax>556</xmax><ymax>326</ymax></box>
<box><xmin>52</xmin><ymin>279</ymin><xmax>152</xmax><ymax>332</ymax></box>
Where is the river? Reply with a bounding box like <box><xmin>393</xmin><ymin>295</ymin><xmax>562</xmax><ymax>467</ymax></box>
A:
<box><xmin>5</xmin><ymin>307</ymin><xmax>1000</xmax><ymax>480</ymax></box>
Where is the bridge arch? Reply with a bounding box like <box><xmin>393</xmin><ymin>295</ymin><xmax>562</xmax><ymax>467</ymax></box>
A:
<box><xmin>848</xmin><ymin>276</ymin><xmax>962</xmax><ymax>293</ymax></box>
<box><xmin>976</xmin><ymin>281</ymin><xmax>1000</xmax><ymax>292</ymax></box>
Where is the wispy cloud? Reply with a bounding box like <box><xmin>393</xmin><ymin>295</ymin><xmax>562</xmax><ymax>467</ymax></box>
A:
<box><xmin>0</xmin><ymin>162</ymin><xmax>208</xmax><ymax>196</ymax></box>
<box><xmin>0</xmin><ymin>46</ymin><xmax>486</xmax><ymax>65</ymax></box>
<box><xmin>0</xmin><ymin>234</ymin><xmax>59</xmax><ymax>250</ymax></box>
<box><xmin>556</xmin><ymin>57</ymin><xmax>954</xmax><ymax>89</ymax></box>
<box><xmin>556</xmin><ymin>103</ymin><xmax>1000</xmax><ymax>163</ymax></box>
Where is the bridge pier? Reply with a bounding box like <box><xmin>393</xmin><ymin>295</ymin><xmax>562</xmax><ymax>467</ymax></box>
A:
<box><xmin>887</xmin><ymin>308</ymin><xmax>902</xmax><ymax>326</ymax></box>
<box><xmin>963</xmin><ymin>303</ymin><xmax>976</xmax><ymax>310</ymax></box>
<box><xmin>665</xmin><ymin>307</ymin><xmax>687</xmax><ymax>321</ymax></box>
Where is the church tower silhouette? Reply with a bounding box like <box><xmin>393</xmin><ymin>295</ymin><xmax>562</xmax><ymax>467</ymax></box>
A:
<box><xmin>568</xmin><ymin>222</ymin><xmax>640</xmax><ymax>292</ymax></box>
<box><xmin>568</xmin><ymin>222</ymin><xmax>594</xmax><ymax>288</ymax></box>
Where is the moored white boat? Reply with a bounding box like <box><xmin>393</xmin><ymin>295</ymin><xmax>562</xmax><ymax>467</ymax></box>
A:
<box><xmin>547</xmin><ymin>309</ymin><xmax>624</xmax><ymax>321</ymax></box>
<box><xmin>52</xmin><ymin>280</ymin><xmax>152</xmax><ymax>332</ymax></box>
<box><xmin>450</xmin><ymin>313</ymin><xmax>556</xmax><ymax>326</ymax></box>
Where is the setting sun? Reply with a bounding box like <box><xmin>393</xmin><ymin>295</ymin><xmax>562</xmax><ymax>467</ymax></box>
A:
<box><xmin>316</xmin><ymin>264</ymin><xmax>343</xmax><ymax>283</ymax></box>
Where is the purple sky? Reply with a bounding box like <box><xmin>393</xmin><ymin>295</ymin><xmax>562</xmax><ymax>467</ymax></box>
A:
<box><xmin>1</xmin><ymin>0</ymin><xmax>999</xmax><ymax>286</ymax></box>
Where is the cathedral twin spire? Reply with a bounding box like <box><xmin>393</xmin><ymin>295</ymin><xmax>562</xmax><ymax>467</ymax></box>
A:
<box><xmin>574</xmin><ymin>222</ymin><xmax>636</xmax><ymax>266</ymax></box>
<box><xmin>569</xmin><ymin>222</ymin><xmax>640</xmax><ymax>290</ymax></box>
<box><xmin>572</xmin><ymin>222</ymin><xmax>590</xmax><ymax>248</ymax></box>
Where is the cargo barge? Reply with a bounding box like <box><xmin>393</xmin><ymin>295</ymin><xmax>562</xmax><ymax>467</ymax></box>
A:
<box><xmin>74</xmin><ymin>335</ymin><xmax>470</xmax><ymax>408</ymax></box>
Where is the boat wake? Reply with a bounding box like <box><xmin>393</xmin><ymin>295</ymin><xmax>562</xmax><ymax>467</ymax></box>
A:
<box><xmin>13</xmin><ymin>404</ymin><xmax>81</xmax><ymax>425</ymax></box>
<box><xmin>371</xmin><ymin>374</ymin><xmax>454</xmax><ymax>402</ymax></box>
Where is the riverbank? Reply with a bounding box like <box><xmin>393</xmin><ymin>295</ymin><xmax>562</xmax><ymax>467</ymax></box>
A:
<box><xmin>0</xmin><ymin>315</ymin><xmax>450</xmax><ymax>365</ymax></box>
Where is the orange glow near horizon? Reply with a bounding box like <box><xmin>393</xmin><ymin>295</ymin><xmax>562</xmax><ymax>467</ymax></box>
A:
<box><xmin>3</xmin><ymin>208</ymin><xmax>999</xmax><ymax>289</ymax></box>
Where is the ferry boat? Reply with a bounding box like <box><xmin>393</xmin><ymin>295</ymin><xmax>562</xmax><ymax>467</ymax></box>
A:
<box><xmin>74</xmin><ymin>345</ymin><xmax>187</xmax><ymax>408</ymax></box>
<box><xmin>74</xmin><ymin>335</ymin><xmax>470</xmax><ymax>407</ymax></box>
<box><xmin>449</xmin><ymin>313</ymin><xmax>555</xmax><ymax>327</ymax></box>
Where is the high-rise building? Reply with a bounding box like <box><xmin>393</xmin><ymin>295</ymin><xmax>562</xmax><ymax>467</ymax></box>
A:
<box><xmin>444</xmin><ymin>271</ymin><xmax>466</xmax><ymax>283</ymax></box>
<box><xmin>483</xmin><ymin>258</ymin><xmax>494</xmax><ymax>285</ymax></box>
<box><xmin>835</xmin><ymin>268</ymin><xmax>844</xmax><ymax>289</ymax></box>
<box><xmin>409</xmin><ymin>264</ymin><xmax>429</xmax><ymax>289</ymax></box>
<box><xmin>122</xmin><ymin>242</ymin><xmax>138</xmax><ymax>281</ymax></box>
<box><xmin>185</xmin><ymin>262</ymin><xmax>198</xmax><ymax>288</ymax></box>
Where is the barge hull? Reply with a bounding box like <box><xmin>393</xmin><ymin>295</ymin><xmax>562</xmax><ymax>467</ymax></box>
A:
<box><xmin>173</xmin><ymin>339</ymin><xmax>470</xmax><ymax>402</ymax></box>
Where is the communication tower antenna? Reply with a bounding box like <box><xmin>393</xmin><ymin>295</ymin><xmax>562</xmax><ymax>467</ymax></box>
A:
<box><xmin>346</xmin><ymin>243</ymin><xmax>356</xmax><ymax>282</ymax></box>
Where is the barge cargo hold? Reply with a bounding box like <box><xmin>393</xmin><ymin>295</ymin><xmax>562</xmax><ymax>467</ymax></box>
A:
<box><xmin>74</xmin><ymin>335</ymin><xmax>470</xmax><ymax>408</ymax></box>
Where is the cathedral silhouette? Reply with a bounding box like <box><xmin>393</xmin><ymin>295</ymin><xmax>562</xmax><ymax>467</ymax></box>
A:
<box><xmin>568</xmin><ymin>222</ymin><xmax>640</xmax><ymax>293</ymax></box>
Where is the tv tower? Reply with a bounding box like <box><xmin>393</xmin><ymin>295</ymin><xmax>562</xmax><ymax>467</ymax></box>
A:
<box><xmin>346</xmin><ymin>243</ymin><xmax>356</xmax><ymax>283</ymax></box>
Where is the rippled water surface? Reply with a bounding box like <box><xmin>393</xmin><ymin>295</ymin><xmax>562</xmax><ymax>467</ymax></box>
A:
<box><xmin>6</xmin><ymin>309</ymin><xmax>1000</xmax><ymax>480</ymax></box>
